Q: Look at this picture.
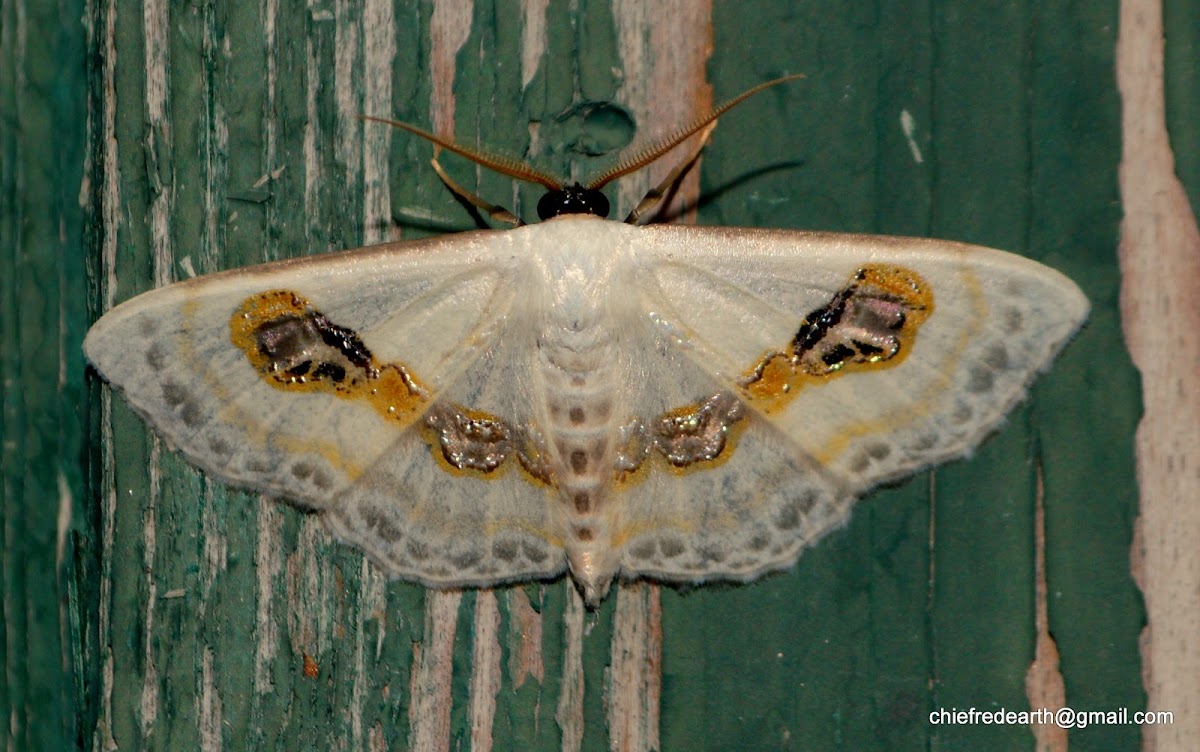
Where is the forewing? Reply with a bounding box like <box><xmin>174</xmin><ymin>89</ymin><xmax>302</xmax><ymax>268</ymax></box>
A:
<box><xmin>86</xmin><ymin>230</ymin><xmax>566</xmax><ymax>588</ymax></box>
<box><xmin>611</xmin><ymin>225</ymin><xmax>1087</xmax><ymax>582</ymax></box>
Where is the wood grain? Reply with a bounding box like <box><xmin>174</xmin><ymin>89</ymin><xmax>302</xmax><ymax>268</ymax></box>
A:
<box><xmin>1118</xmin><ymin>0</ymin><xmax>1200</xmax><ymax>749</ymax></box>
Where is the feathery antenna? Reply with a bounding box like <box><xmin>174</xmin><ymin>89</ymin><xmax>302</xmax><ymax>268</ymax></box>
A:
<box><xmin>360</xmin><ymin>74</ymin><xmax>804</xmax><ymax>221</ymax></box>
<box><xmin>357</xmin><ymin>115</ymin><xmax>565</xmax><ymax>191</ymax></box>
<box><xmin>586</xmin><ymin>74</ymin><xmax>805</xmax><ymax>189</ymax></box>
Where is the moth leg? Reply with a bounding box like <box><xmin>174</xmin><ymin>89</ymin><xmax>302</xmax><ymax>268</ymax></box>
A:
<box><xmin>624</xmin><ymin>120</ymin><xmax>718</xmax><ymax>225</ymax></box>
<box><xmin>430</xmin><ymin>155</ymin><xmax>524</xmax><ymax>227</ymax></box>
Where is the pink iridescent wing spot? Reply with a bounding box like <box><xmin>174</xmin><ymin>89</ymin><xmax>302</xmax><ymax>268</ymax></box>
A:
<box><xmin>741</xmin><ymin>264</ymin><xmax>934</xmax><ymax>413</ymax></box>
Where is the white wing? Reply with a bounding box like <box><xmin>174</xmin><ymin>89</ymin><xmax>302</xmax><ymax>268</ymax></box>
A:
<box><xmin>607</xmin><ymin>225</ymin><xmax>1088</xmax><ymax>583</ymax></box>
<box><xmin>85</xmin><ymin>230</ymin><xmax>568</xmax><ymax>588</ymax></box>
<box><xmin>87</xmin><ymin>217</ymin><xmax>1088</xmax><ymax>597</ymax></box>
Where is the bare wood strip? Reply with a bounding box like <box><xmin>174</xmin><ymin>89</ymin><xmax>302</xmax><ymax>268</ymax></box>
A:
<box><xmin>138</xmin><ymin>436</ymin><xmax>161</xmax><ymax>741</ymax></box>
<box><xmin>302</xmin><ymin>13</ymin><xmax>322</xmax><ymax>233</ymax></box>
<box><xmin>260</xmin><ymin>0</ymin><xmax>279</xmax><ymax>263</ymax></box>
<box><xmin>508</xmin><ymin>588</ymin><xmax>546</xmax><ymax>689</ymax></box>
<box><xmin>287</xmin><ymin>520</ymin><xmax>329</xmax><ymax>659</ymax></box>
<box><xmin>1024</xmin><ymin>468</ymin><xmax>1067</xmax><ymax>751</ymax></box>
<box><xmin>520</xmin><ymin>0</ymin><xmax>550</xmax><ymax>90</ymax></box>
<box><xmin>138</xmin><ymin>0</ymin><xmax>172</xmax><ymax>741</ymax></box>
<box><xmin>253</xmin><ymin>0</ymin><xmax>284</xmax><ymax>709</ymax></box>
<box><xmin>253</xmin><ymin>502</ymin><xmax>283</xmax><ymax>694</ymax></box>
<box><xmin>556</xmin><ymin>586</ymin><xmax>586</xmax><ymax>752</ymax></box>
<box><xmin>430</xmin><ymin>0</ymin><xmax>474</xmax><ymax>138</ymax></box>
<box><xmin>409</xmin><ymin>591</ymin><xmax>463</xmax><ymax>752</ymax></box>
<box><xmin>611</xmin><ymin>0</ymin><xmax>714</xmax><ymax>220</ymax></box>
<box><xmin>334</xmin><ymin>0</ymin><xmax>361</xmax><ymax>186</ymax></box>
<box><xmin>96</xmin><ymin>0</ymin><xmax>120</xmax><ymax>747</ymax></box>
<box><xmin>608</xmin><ymin>583</ymin><xmax>663</xmax><ymax>752</ymax></box>
<box><xmin>351</xmin><ymin>561</ymin><xmax>389</xmax><ymax>750</ymax></box>
<box><xmin>470</xmin><ymin>591</ymin><xmax>503</xmax><ymax>752</ymax></box>
<box><xmin>1117</xmin><ymin>0</ymin><xmax>1200</xmax><ymax>749</ymax></box>
<box><xmin>198</xmin><ymin>647</ymin><xmax>224</xmax><ymax>751</ymax></box>
<box><xmin>363</xmin><ymin>0</ymin><xmax>396</xmax><ymax>245</ymax></box>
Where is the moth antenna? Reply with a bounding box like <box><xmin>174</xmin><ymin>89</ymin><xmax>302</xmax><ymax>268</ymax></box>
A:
<box><xmin>429</xmin><ymin>154</ymin><xmax>524</xmax><ymax>227</ymax></box>
<box><xmin>358</xmin><ymin>115</ymin><xmax>565</xmax><ymax>191</ymax></box>
<box><xmin>624</xmin><ymin>119</ymin><xmax>719</xmax><ymax>225</ymax></box>
<box><xmin>586</xmin><ymin>73</ymin><xmax>805</xmax><ymax>190</ymax></box>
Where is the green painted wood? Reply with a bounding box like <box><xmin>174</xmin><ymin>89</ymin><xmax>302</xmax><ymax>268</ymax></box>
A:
<box><xmin>1</xmin><ymin>0</ymin><xmax>90</xmax><ymax>749</ymax></box>
<box><xmin>661</xmin><ymin>2</ymin><xmax>1143</xmax><ymax>751</ymax></box>
<box><xmin>65</xmin><ymin>1</ymin><xmax>1144</xmax><ymax>750</ymax></box>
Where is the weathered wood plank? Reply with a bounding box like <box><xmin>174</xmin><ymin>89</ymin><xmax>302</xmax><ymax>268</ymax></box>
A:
<box><xmin>67</xmin><ymin>1</ymin><xmax>1152</xmax><ymax>750</ymax></box>
<box><xmin>0</xmin><ymin>0</ymin><xmax>89</xmax><ymax>750</ymax></box>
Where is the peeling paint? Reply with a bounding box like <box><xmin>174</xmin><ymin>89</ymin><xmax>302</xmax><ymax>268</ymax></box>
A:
<box><xmin>335</xmin><ymin>0</ymin><xmax>363</xmax><ymax>190</ymax></box>
<box><xmin>199</xmin><ymin>648</ymin><xmax>225</xmax><ymax>751</ymax></box>
<box><xmin>555</xmin><ymin>586</ymin><xmax>586</xmax><ymax>752</ymax></box>
<box><xmin>138</xmin><ymin>440</ymin><xmax>160</xmax><ymax>741</ymax></box>
<box><xmin>608</xmin><ymin>583</ymin><xmax>662</xmax><ymax>752</ymax></box>
<box><xmin>96</xmin><ymin>0</ymin><xmax>120</xmax><ymax>742</ymax></box>
<box><xmin>520</xmin><ymin>0</ymin><xmax>549</xmax><ymax>90</ymax></box>
<box><xmin>55</xmin><ymin>471</ymin><xmax>71</xmax><ymax>572</ymax></box>
<box><xmin>430</xmin><ymin>0</ymin><xmax>473</xmax><ymax>138</ymax></box>
<box><xmin>900</xmin><ymin>109</ymin><xmax>924</xmax><ymax>164</ymax></box>
<box><xmin>611</xmin><ymin>0</ymin><xmax>713</xmax><ymax>220</ymax></box>
<box><xmin>1118</xmin><ymin>0</ymin><xmax>1200</xmax><ymax>749</ymax></box>
<box><xmin>1024</xmin><ymin>468</ymin><xmax>1067</xmax><ymax>751</ymax></box>
<box><xmin>507</xmin><ymin>588</ymin><xmax>545</xmax><ymax>689</ymax></box>
<box><xmin>470</xmin><ymin>591</ymin><xmax>503</xmax><ymax>752</ymax></box>
<box><xmin>254</xmin><ymin>501</ymin><xmax>283</xmax><ymax>694</ymax></box>
<box><xmin>363</xmin><ymin>0</ymin><xmax>396</xmax><ymax>245</ymax></box>
<box><xmin>409</xmin><ymin>591</ymin><xmax>462</xmax><ymax>752</ymax></box>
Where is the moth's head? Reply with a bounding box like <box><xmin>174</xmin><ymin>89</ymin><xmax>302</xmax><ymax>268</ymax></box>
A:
<box><xmin>359</xmin><ymin>74</ymin><xmax>803</xmax><ymax>226</ymax></box>
<box><xmin>536</xmin><ymin>183</ymin><xmax>611</xmax><ymax>220</ymax></box>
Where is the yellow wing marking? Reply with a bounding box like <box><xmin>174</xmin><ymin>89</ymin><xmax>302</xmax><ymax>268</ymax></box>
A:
<box><xmin>811</xmin><ymin>266</ymin><xmax>985</xmax><ymax>467</ymax></box>
<box><xmin>229</xmin><ymin>290</ymin><xmax>559</xmax><ymax>488</ymax></box>
<box><xmin>230</xmin><ymin>290</ymin><xmax>429</xmax><ymax>425</ymax></box>
<box><xmin>740</xmin><ymin>264</ymin><xmax>934</xmax><ymax>412</ymax></box>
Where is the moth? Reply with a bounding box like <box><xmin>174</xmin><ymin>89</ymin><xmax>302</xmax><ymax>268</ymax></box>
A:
<box><xmin>85</xmin><ymin>78</ymin><xmax>1088</xmax><ymax>606</ymax></box>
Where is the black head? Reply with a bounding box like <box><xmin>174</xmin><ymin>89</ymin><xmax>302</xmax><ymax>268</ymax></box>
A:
<box><xmin>537</xmin><ymin>183</ymin><xmax>611</xmax><ymax>220</ymax></box>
